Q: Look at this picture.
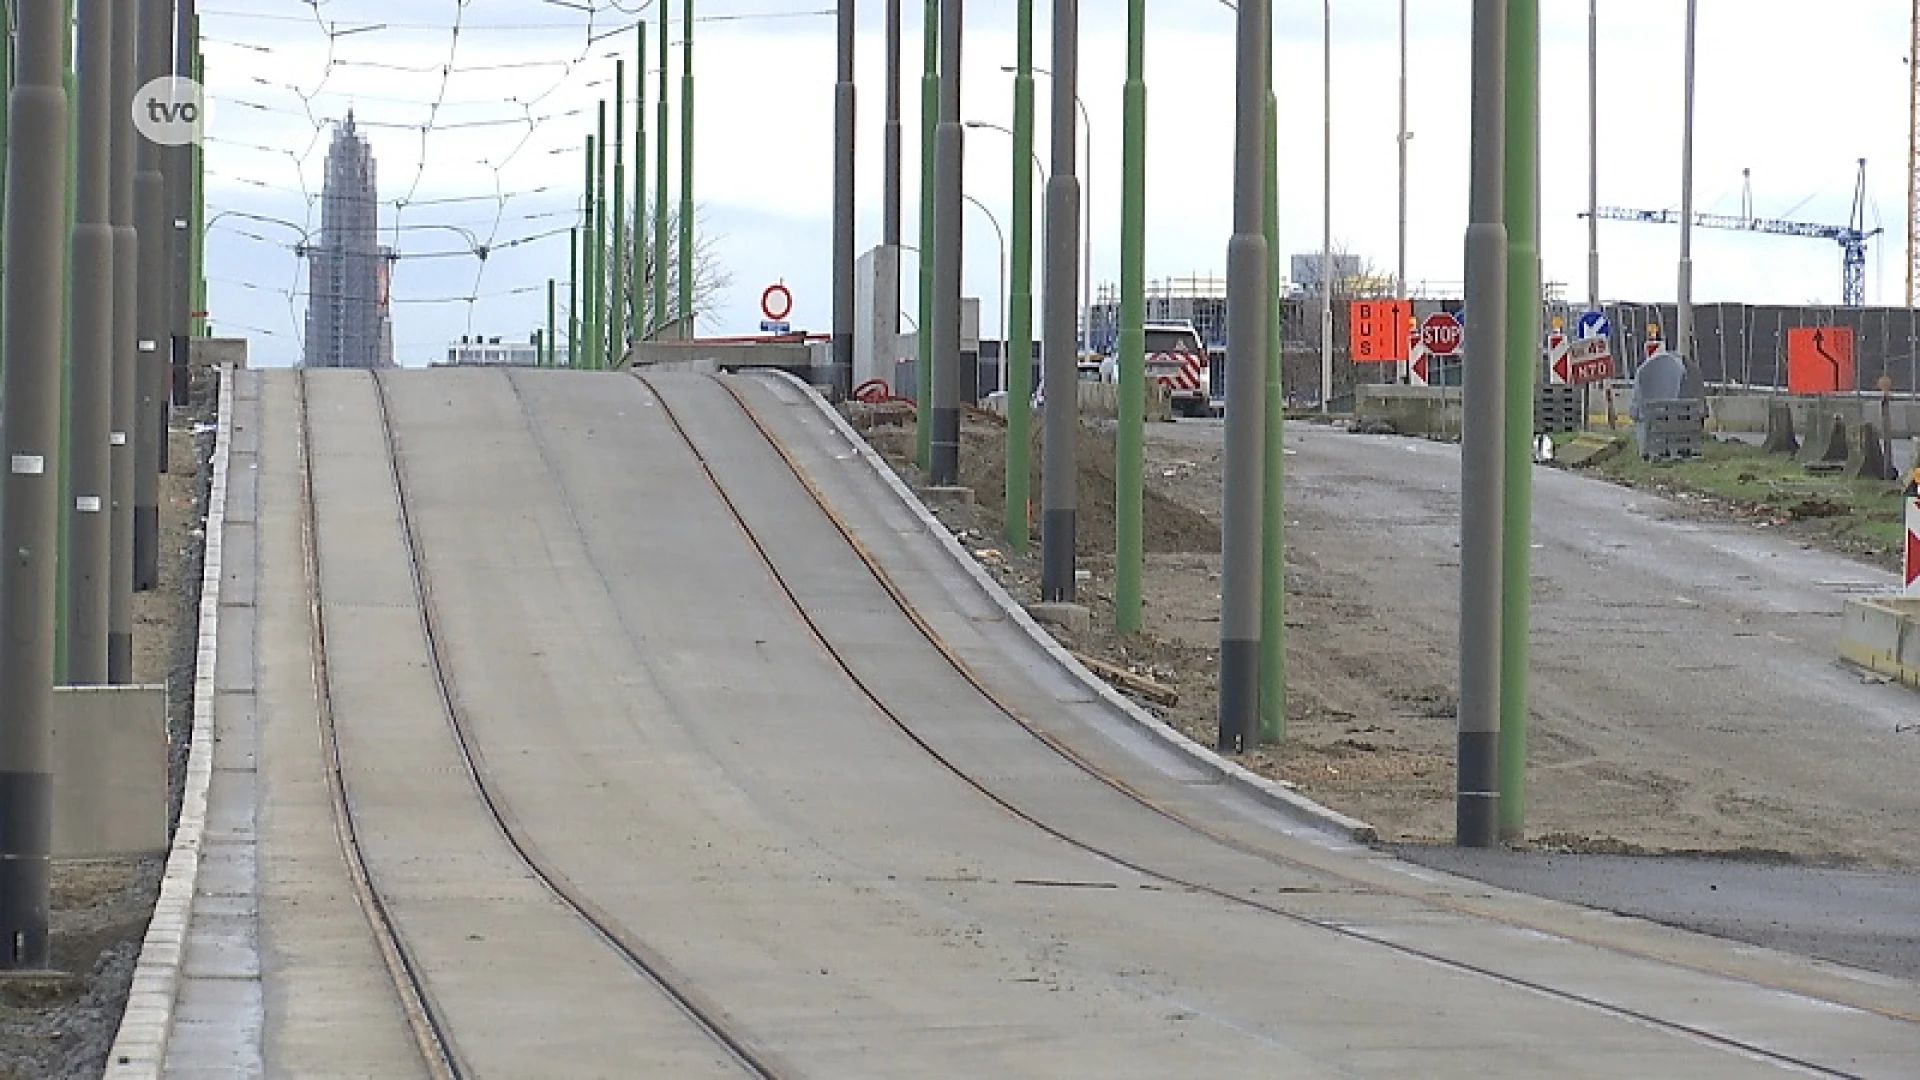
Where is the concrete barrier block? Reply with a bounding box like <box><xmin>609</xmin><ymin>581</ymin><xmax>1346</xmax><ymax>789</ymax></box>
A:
<box><xmin>1760</xmin><ymin>401</ymin><xmax>1798</xmax><ymax>454</ymax></box>
<box><xmin>53</xmin><ymin>685</ymin><xmax>168</xmax><ymax>857</ymax></box>
<box><xmin>1836</xmin><ymin>596</ymin><xmax>1920</xmax><ymax>688</ymax></box>
<box><xmin>1356</xmin><ymin>385</ymin><xmax>1463</xmax><ymax>440</ymax></box>
<box><xmin>1842</xmin><ymin>420</ymin><xmax>1897</xmax><ymax>481</ymax></box>
<box><xmin>1795</xmin><ymin>411</ymin><xmax>1849</xmax><ymax>465</ymax></box>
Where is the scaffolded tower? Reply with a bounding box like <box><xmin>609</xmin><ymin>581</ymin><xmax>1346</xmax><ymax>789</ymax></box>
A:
<box><xmin>303</xmin><ymin>112</ymin><xmax>391</xmax><ymax>368</ymax></box>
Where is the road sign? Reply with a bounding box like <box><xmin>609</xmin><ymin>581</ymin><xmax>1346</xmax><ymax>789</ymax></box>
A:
<box><xmin>760</xmin><ymin>319</ymin><xmax>791</xmax><ymax>334</ymax></box>
<box><xmin>1555</xmin><ymin>336</ymin><xmax>1614</xmax><ymax>385</ymax></box>
<box><xmin>1420</xmin><ymin>311</ymin><xmax>1463</xmax><ymax>356</ymax></box>
<box><xmin>1348</xmin><ymin>299</ymin><xmax>1411</xmax><ymax>363</ymax></box>
<box><xmin>1575</xmin><ymin>310</ymin><xmax>1610</xmax><ymax>341</ymax></box>
<box><xmin>1644</xmin><ymin>339</ymin><xmax>1664</xmax><ymax>361</ymax></box>
<box><xmin>1408</xmin><ymin>342</ymin><xmax>1430</xmax><ymax>386</ymax></box>
<box><xmin>1545</xmin><ymin>331</ymin><xmax>1570</xmax><ymax>385</ymax></box>
<box><xmin>1786</xmin><ymin>325</ymin><xmax>1855</xmax><ymax>394</ymax></box>
<box><xmin>761</xmin><ymin>282</ymin><xmax>794</xmax><ymax>322</ymax></box>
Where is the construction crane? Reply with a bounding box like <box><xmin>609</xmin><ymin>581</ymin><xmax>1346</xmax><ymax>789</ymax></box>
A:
<box><xmin>1909</xmin><ymin>0</ymin><xmax>1920</xmax><ymax>305</ymax></box>
<box><xmin>1590</xmin><ymin>159</ymin><xmax>1880</xmax><ymax>307</ymax></box>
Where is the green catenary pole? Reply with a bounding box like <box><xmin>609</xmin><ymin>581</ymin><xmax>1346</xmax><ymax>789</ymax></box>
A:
<box><xmin>611</xmin><ymin>60</ymin><xmax>626</xmax><ymax>366</ymax></box>
<box><xmin>654</xmin><ymin>1</ymin><xmax>668</xmax><ymax>336</ymax></box>
<box><xmin>55</xmin><ymin>0</ymin><xmax>76</xmax><ymax>683</ymax></box>
<box><xmin>594</xmin><ymin>111</ymin><xmax>608</xmax><ymax>368</ymax></box>
<box><xmin>584</xmin><ymin>133</ymin><xmax>597</xmax><ymax>369</ymax></box>
<box><xmin>564</xmin><ymin>223</ymin><xmax>572</xmax><ymax>365</ymax></box>
<box><xmin>191</xmin><ymin>35</ymin><xmax>204</xmax><ymax>336</ymax></box>
<box><xmin>915</xmin><ymin>0</ymin><xmax>935</xmax><ymax>469</ymax></box>
<box><xmin>1259</xmin><ymin>15</ymin><xmax>1286</xmax><ymax>744</ymax></box>
<box><xmin>546</xmin><ymin>278</ymin><xmax>556</xmax><ymax>366</ymax></box>
<box><xmin>1004</xmin><ymin>0</ymin><xmax>1033</xmax><ymax>550</ymax></box>
<box><xmin>632</xmin><ymin>23</ymin><xmax>645</xmax><ymax>340</ymax></box>
<box><xmin>1499</xmin><ymin>0</ymin><xmax>1538</xmax><ymax>842</ymax></box>
<box><xmin>1114</xmin><ymin>0</ymin><xmax>1145</xmax><ymax>632</ymax></box>
<box><xmin>677</xmin><ymin>0</ymin><xmax>693</xmax><ymax>330</ymax></box>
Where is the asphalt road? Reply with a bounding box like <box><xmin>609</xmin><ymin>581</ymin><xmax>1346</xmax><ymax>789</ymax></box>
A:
<box><xmin>1149</xmin><ymin>417</ymin><xmax>1920</xmax><ymax>979</ymax></box>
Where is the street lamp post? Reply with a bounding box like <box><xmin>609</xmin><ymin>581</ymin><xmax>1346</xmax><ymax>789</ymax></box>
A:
<box><xmin>1039</xmin><ymin>1</ymin><xmax>1082</xmax><ymax>604</ymax></box>
<box><xmin>1676</xmin><ymin>0</ymin><xmax>1698</xmax><ymax>362</ymax></box>
<box><xmin>1398</xmin><ymin>0</ymin><xmax>1411</xmax><ymax>381</ymax></box>
<box><xmin>832</xmin><ymin>0</ymin><xmax>855</xmax><ymax>397</ymax></box>
<box><xmin>970</xmin><ymin>112</ymin><xmax>1039</xmax><ymax>550</ymax></box>
<box><xmin>963</xmin><ymin>193</ymin><xmax>1007</xmax><ymax>392</ymax></box>
<box><xmin>929</xmin><ymin>0</ymin><xmax>963</xmax><ymax>487</ymax></box>
<box><xmin>1320</xmin><ymin>0</ymin><xmax>1333</xmax><ymax>414</ymax></box>
<box><xmin>1456</xmin><ymin>0</ymin><xmax>1509</xmax><ymax>849</ymax></box>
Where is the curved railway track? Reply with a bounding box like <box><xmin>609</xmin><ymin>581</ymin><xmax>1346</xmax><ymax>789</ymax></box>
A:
<box><xmin>630</xmin><ymin>368</ymin><xmax>1912</xmax><ymax>1079</ymax></box>
<box><xmin>292</xmin><ymin>368</ymin><xmax>787</xmax><ymax>1079</ymax></box>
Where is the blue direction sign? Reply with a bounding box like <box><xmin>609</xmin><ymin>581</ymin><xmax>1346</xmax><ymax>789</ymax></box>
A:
<box><xmin>760</xmin><ymin>320</ymin><xmax>791</xmax><ymax>334</ymax></box>
<box><xmin>1575</xmin><ymin>310</ymin><xmax>1611</xmax><ymax>341</ymax></box>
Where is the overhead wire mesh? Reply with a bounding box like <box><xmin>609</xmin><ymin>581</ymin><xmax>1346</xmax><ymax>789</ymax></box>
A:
<box><xmin>199</xmin><ymin>0</ymin><xmax>829</xmax><ymax>362</ymax></box>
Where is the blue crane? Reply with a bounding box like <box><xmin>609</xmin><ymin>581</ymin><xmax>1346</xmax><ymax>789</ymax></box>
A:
<box><xmin>1588</xmin><ymin>159</ymin><xmax>1881</xmax><ymax>307</ymax></box>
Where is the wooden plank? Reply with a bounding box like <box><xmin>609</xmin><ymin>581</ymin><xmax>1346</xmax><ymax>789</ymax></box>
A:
<box><xmin>1071</xmin><ymin>651</ymin><xmax>1179</xmax><ymax>707</ymax></box>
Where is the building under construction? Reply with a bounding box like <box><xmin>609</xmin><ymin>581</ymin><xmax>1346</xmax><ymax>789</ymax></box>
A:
<box><xmin>303</xmin><ymin>112</ymin><xmax>394</xmax><ymax>368</ymax></box>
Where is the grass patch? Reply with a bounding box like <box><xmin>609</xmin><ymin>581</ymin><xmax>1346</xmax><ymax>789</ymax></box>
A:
<box><xmin>1578</xmin><ymin>436</ymin><xmax>1905</xmax><ymax>559</ymax></box>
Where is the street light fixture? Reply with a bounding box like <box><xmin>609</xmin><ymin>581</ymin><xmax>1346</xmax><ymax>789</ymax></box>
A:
<box><xmin>963</xmin><ymin>193</ymin><xmax>1008</xmax><ymax>392</ymax></box>
<box><xmin>1001</xmin><ymin>63</ymin><xmax>1091</xmax><ymax>356</ymax></box>
<box><xmin>964</xmin><ymin>119</ymin><xmax>1047</xmax><ymax>185</ymax></box>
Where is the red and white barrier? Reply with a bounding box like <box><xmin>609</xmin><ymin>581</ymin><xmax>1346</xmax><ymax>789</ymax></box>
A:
<box><xmin>1905</xmin><ymin>468</ymin><xmax>1920</xmax><ymax>596</ymax></box>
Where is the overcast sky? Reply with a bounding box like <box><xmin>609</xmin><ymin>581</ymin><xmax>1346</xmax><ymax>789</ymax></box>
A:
<box><xmin>200</xmin><ymin>0</ymin><xmax>1916</xmax><ymax>367</ymax></box>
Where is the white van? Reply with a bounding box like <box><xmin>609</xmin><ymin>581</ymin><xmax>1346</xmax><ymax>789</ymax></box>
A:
<box><xmin>1099</xmin><ymin>321</ymin><xmax>1212</xmax><ymax>418</ymax></box>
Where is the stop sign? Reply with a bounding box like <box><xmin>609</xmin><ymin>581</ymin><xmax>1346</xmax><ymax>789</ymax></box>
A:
<box><xmin>1420</xmin><ymin>312</ymin><xmax>1463</xmax><ymax>356</ymax></box>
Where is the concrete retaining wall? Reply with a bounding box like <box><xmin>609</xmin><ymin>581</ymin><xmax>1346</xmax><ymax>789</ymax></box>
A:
<box><xmin>53</xmin><ymin>685</ymin><xmax>168</xmax><ymax>857</ymax></box>
<box><xmin>1356</xmin><ymin>384</ymin><xmax>1468</xmax><ymax>439</ymax></box>
<box><xmin>1710</xmin><ymin>393</ymin><xmax>1920</xmax><ymax>438</ymax></box>
<box><xmin>629</xmin><ymin>340</ymin><xmax>820</xmax><ymax>382</ymax></box>
<box><xmin>188</xmin><ymin>337</ymin><xmax>247</xmax><ymax>371</ymax></box>
<box><xmin>978</xmin><ymin>380</ymin><xmax>1172</xmax><ymax>422</ymax></box>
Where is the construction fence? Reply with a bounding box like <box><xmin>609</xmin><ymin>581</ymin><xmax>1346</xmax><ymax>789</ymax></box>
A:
<box><xmin>1091</xmin><ymin>281</ymin><xmax>1920</xmax><ymax>401</ymax></box>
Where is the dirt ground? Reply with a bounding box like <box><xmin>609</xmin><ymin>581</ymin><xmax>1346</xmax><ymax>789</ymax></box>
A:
<box><xmin>858</xmin><ymin>406</ymin><xmax>1914</xmax><ymax>867</ymax></box>
<box><xmin>861</xmin><ymin>409</ymin><xmax>1459</xmax><ymax>834</ymax></box>
<box><xmin>0</xmin><ymin>392</ymin><xmax>213</xmax><ymax>1079</ymax></box>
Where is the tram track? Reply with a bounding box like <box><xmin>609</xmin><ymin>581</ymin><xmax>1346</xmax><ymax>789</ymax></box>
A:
<box><xmin>634</xmin><ymin>367</ymin><xmax>1909</xmax><ymax>1079</ymax></box>
<box><xmin>293</xmin><ymin>368</ymin><xmax>787</xmax><ymax>1079</ymax></box>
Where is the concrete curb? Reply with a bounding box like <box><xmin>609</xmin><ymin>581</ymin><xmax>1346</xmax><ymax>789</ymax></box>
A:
<box><xmin>753</xmin><ymin>369</ymin><xmax>1377</xmax><ymax>845</ymax></box>
<box><xmin>104</xmin><ymin>365</ymin><xmax>234</xmax><ymax>1078</ymax></box>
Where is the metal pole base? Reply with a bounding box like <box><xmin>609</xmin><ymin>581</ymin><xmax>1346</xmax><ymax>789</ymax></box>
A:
<box><xmin>1216</xmin><ymin>637</ymin><xmax>1258</xmax><ymax>753</ymax></box>
<box><xmin>108</xmin><ymin>634</ymin><xmax>133</xmax><ymax>685</ymax></box>
<box><xmin>930</xmin><ymin>407</ymin><xmax>959</xmax><ymax>486</ymax></box>
<box><xmin>1456</xmin><ymin>730</ymin><xmax>1499</xmax><ymax>847</ymax></box>
<box><xmin>134</xmin><ymin>507</ymin><xmax>159</xmax><ymax>591</ymax></box>
<box><xmin>1040</xmin><ymin>508</ymin><xmax>1075</xmax><ymax>602</ymax></box>
<box><xmin>0</xmin><ymin>848</ymin><xmax>50</xmax><ymax>970</ymax></box>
